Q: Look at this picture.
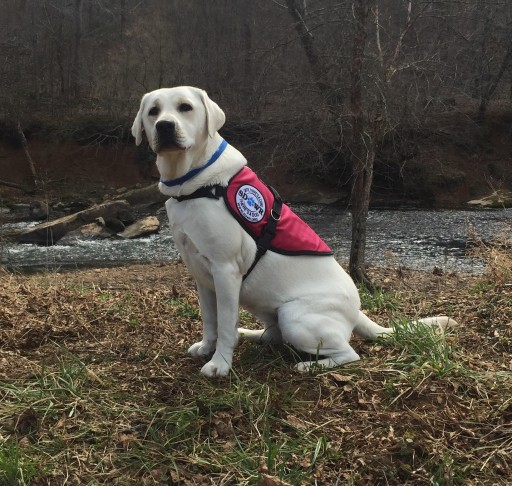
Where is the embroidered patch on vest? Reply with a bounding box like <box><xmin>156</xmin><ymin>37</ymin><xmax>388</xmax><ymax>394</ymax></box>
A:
<box><xmin>235</xmin><ymin>185</ymin><xmax>266</xmax><ymax>223</ymax></box>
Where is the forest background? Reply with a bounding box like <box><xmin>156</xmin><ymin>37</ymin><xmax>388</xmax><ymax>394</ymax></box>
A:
<box><xmin>1</xmin><ymin>0</ymin><xmax>511</xmax><ymax>208</ymax></box>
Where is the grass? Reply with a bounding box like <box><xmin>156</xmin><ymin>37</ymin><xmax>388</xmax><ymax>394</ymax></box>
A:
<box><xmin>0</xmin><ymin>349</ymin><xmax>329</xmax><ymax>484</ymax></box>
<box><xmin>0</xmin><ymin>441</ymin><xmax>40</xmax><ymax>485</ymax></box>
<box><xmin>0</xmin><ymin>242</ymin><xmax>511</xmax><ymax>484</ymax></box>
<box><xmin>359</xmin><ymin>284</ymin><xmax>398</xmax><ymax>314</ymax></box>
<box><xmin>384</xmin><ymin>317</ymin><xmax>457</xmax><ymax>375</ymax></box>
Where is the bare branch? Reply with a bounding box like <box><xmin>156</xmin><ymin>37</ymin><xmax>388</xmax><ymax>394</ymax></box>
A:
<box><xmin>387</xmin><ymin>1</ymin><xmax>428</xmax><ymax>82</ymax></box>
<box><xmin>0</xmin><ymin>179</ymin><xmax>35</xmax><ymax>194</ymax></box>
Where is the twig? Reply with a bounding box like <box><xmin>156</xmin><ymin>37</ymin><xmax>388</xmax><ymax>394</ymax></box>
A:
<box><xmin>0</xmin><ymin>178</ymin><xmax>35</xmax><ymax>194</ymax></box>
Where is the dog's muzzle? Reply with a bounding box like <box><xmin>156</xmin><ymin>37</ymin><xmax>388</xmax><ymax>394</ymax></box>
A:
<box><xmin>154</xmin><ymin>120</ymin><xmax>182</xmax><ymax>151</ymax></box>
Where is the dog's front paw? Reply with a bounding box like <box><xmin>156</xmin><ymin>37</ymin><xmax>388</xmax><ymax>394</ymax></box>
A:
<box><xmin>201</xmin><ymin>356</ymin><xmax>231</xmax><ymax>378</ymax></box>
<box><xmin>295</xmin><ymin>361</ymin><xmax>314</xmax><ymax>373</ymax></box>
<box><xmin>188</xmin><ymin>341</ymin><xmax>215</xmax><ymax>358</ymax></box>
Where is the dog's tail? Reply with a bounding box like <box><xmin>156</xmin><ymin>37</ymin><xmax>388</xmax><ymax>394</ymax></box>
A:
<box><xmin>354</xmin><ymin>311</ymin><xmax>457</xmax><ymax>340</ymax></box>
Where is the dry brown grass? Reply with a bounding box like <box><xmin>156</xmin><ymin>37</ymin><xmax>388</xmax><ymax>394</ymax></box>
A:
<box><xmin>468</xmin><ymin>223</ymin><xmax>512</xmax><ymax>286</ymax></box>
<box><xmin>0</xmin><ymin>252</ymin><xmax>511</xmax><ymax>484</ymax></box>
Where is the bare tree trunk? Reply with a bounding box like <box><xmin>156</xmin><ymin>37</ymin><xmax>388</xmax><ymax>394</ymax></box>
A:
<box><xmin>243</xmin><ymin>3</ymin><xmax>254</xmax><ymax>89</ymax></box>
<box><xmin>477</xmin><ymin>44</ymin><xmax>512</xmax><ymax>124</ymax></box>
<box><xmin>16</xmin><ymin>121</ymin><xmax>40</xmax><ymax>188</ymax></box>
<box><xmin>348</xmin><ymin>0</ymin><xmax>373</xmax><ymax>288</ymax></box>
<box><xmin>510</xmin><ymin>68</ymin><xmax>512</xmax><ymax>100</ymax></box>
<box><xmin>285</xmin><ymin>0</ymin><xmax>375</xmax><ymax>286</ymax></box>
<box><xmin>70</xmin><ymin>0</ymin><xmax>83</xmax><ymax>99</ymax></box>
<box><xmin>285</xmin><ymin>0</ymin><xmax>342</xmax><ymax>112</ymax></box>
<box><xmin>285</xmin><ymin>0</ymin><xmax>326</xmax><ymax>86</ymax></box>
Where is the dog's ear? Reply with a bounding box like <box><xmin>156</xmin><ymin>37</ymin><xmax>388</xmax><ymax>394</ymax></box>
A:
<box><xmin>131</xmin><ymin>94</ymin><xmax>147</xmax><ymax>146</ymax></box>
<box><xmin>200</xmin><ymin>90</ymin><xmax>226</xmax><ymax>138</ymax></box>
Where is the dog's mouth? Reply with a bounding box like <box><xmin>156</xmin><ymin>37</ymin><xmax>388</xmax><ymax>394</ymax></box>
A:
<box><xmin>153</xmin><ymin>120</ymin><xmax>189</xmax><ymax>153</ymax></box>
<box><xmin>153</xmin><ymin>133</ymin><xmax>190</xmax><ymax>154</ymax></box>
<box><xmin>154</xmin><ymin>142</ymin><xmax>187</xmax><ymax>153</ymax></box>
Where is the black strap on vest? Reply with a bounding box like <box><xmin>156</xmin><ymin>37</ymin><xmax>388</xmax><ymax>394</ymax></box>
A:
<box><xmin>242</xmin><ymin>185</ymin><xmax>282</xmax><ymax>280</ymax></box>
<box><xmin>174</xmin><ymin>185</ymin><xmax>224</xmax><ymax>202</ymax></box>
<box><xmin>171</xmin><ymin>183</ymin><xmax>283</xmax><ymax>280</ymax></box>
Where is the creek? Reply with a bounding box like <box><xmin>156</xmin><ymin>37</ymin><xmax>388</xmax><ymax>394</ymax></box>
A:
<box><xmin>1</xmin><ymin>206</ymin><xmax>511</xmax><ymax>274</ymax></box>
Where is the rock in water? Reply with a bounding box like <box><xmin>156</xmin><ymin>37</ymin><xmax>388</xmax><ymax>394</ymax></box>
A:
<box><xmin>29</xmin><ymin>200</ymin><xmax>49</xmax><ymax>220</ymax></box>
<box><xmin>58</xmin><ymin>222</ymin><xmax>116</xmax><ymax>244</ymax></box>
<box><xmin>118</xmin><ymin>216</ymin><xmax>160</xmax><ymax>239</ymax></box>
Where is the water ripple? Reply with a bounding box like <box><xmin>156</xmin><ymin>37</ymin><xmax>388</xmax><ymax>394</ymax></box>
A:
<box><xmin>1</xmin><ymin>207</ymin><xmax>510</xmax><ymax>274</ymax></box>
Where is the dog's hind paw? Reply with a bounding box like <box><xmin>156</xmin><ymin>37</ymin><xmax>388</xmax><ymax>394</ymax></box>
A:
<box><xmin>188</xmin><ymin>341</ymin><xmax>215</xmax><ymax>358</ymax></box>
<box><xmin>295</xmin><ymin>351</ymin><xmax>361</xmax><ymax>373</ymax></box>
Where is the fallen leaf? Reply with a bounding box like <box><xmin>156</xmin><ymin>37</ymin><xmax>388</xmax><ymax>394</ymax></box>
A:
<box><xmin>330</xmin><ymin>373</ymin><xmax>355</xmax><ymax>384</ymax></box>
<box><xmin>286</xmin><ymin>414</ymin><xmax>306</xmax><ymax>430</ymax></box>
<box><xmin>258</xmin><ymin>474</ymin><xmax>293</xmax><ymax>486</ymax></box>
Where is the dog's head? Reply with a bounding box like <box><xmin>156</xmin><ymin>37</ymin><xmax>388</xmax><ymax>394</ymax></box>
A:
<box><xmin>131</xmin><ymin>86</ymin><xmax>225</xmax><ymax>154</ymax></box>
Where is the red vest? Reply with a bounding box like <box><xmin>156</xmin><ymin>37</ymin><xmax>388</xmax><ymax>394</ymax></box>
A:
<box><xmin>224</xmin><ymin>167</ymin><xmax>332</xmax><ymax>256</ymax></box>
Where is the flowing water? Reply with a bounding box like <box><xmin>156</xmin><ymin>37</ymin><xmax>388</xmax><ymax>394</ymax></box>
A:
<box><xmin>1</xmin><ymin>205</ymin><xmax>511</xmax><ymax>274</ymax></box>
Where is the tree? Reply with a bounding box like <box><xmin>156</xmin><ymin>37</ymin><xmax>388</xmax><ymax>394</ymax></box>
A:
<box><xmin>347</xmin><ymin>0</ymin><xmax>374</xmax><ymax>287</ymax></box>
<box><xmin>70</xmin><ymin>0</ymin><xmax>83</xmax><ymax>99</ymax></box>
<box><xmin>285</xmin><ymin>0</ymin><xmax>375</xmax><ymax>284</ymax></box>
<box><xmin>283</xmin><ymin>0</ymin><xmax>459</xmax><ymax>285</ymax></box>
<box><xmin>472</xmin><ymin>2</ymin><xmax>512</xmax><ymax>124</ymax></box>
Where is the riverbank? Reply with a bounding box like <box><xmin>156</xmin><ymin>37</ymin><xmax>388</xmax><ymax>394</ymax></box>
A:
<box><xmin>1</xmin><ymin>256</ymin><xmax>511</xmax><ymax>484</ymax></box>
<box><xmin>2</xmin><ymin>206</ymin><xmax>511</xmax><ymax>275</ymax></box>
<box><xmin>1</xmin><ymin>104</ymin><xmax>512</xmax><ymax>210</ymax></box>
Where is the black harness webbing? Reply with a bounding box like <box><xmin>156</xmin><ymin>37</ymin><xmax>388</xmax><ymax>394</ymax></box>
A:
<box><xmin>243</xmin><ymin>185</ymin><xmax>282</xmax><ymax>279</ymax></box>
<box><xmin>172</xmin><ymin>184</ymin><xmax>283</xmax><ymax>280</ymax></box>
<box><xmin>174</xmin><ymin>185</ymin><xmax>224</xmax><ymax>202</ymax></box>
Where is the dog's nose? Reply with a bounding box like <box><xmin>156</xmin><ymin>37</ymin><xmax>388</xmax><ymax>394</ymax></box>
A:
<box><xmin>155</xmin><ymin>120</ymin><xmax>175</xmax><ymax>134</ymax></box>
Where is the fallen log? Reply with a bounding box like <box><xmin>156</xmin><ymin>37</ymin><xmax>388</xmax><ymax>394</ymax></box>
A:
<box><xmin>18</xmin><ymin>200</ymin><xmax>134</xmax><ymax>245</ymax></box>
<box><xmin>114</xmin><ymin>183</ymin><xmax>167</xmax><ymax>207</ymax></box>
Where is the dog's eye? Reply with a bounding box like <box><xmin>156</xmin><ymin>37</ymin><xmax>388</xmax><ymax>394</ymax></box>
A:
<box><xmin>148</xmin><ymin>106</ymin><xmax>160</xmax><ymax>117</ymax></box>
<box><xmin>178</xmin><ymin>103</ymin><xmax>193</xmax><ymax>112</ymax></box>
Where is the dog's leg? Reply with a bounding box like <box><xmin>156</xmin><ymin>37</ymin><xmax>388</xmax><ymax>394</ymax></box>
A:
<box><xmin>288</xmin><ymin>314</ymin><xmax>458</xmax><ymax>372</ymax></box>
<box><xmin>277</xmin><ymin>302</ymin><xmax>360</xmax><ymax>372</ymax></box>
<box><xmin>200</xmin><ymin>265</ymin><xmax>242</xmax><ymax>378</ymax></box>
<box><xmin>188</xmin><ymin>285</ymin><xmax>218</xmax><ymax>358</ymax></box>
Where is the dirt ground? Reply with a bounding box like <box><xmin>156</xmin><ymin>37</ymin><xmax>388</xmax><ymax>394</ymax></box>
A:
<box><xmin>1</xmin><ymin>256</ymin><xmax>511</xmax><ymax>484</ymax></box>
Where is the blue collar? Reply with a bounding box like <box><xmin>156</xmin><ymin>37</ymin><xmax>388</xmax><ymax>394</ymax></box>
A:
<box><xmin>160</xmin><ymin>139</ymin><xmax>228</xmax><ymax>187</ymax></box>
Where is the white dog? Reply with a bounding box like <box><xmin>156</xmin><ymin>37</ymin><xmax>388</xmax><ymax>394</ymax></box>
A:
<box><xmin>131</xmin><ymin>86</ymin><xmax>456</xmax><ymax>377</ymax></box>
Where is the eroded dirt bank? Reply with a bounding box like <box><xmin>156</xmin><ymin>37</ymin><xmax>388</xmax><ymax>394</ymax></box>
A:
<box><xmin>1</xmin><ymin>108</ymin><xmax>512</xmax><ymax>209</ymax></box>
